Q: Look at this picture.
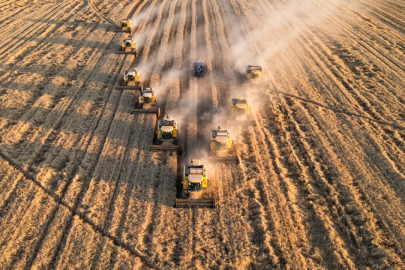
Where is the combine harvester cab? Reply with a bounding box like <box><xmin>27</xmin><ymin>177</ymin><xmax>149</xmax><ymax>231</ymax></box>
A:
<box><xmin>118</xmin><ymin>68</ymin><xmax>143</xmax><ymax>90</ymax></box>
<box><xmin>175</xmin><ymin>159</ymin><xmax>216</xmax><ymax>208</ymax></box>
<box><xmin>193</xmin><ymin>60</ymin><xmax>205</xmax><ymax>77</ymax></box>
<box><xmin>151</xmin><ymin>115</ymin><xmax>182</xmax><ymax>154</ymax></box>
<box><xmin>133</xmin><ymin>87</ymin><xmax>160</xmax><ymax>115</ymax></box>
<box><xmin>208</xmin><ymin>126</ymin><xmax>238</xmax><ymax>163</ymax></box>
<box><xmin>228</xmin><ymin>98</ymin><xmax>254</xmax><ymax>126</ymax></box>
<box><xmin>118</xmin><ymin>38</ymin><xmax>138</xmax><ymax>56</ymax></box>
<box><xmin>116</xmin><ymin>19</ymin><xmax>132</xmax><ymax>33</ymax></box>
<box><xmin>245</xmin><ymin>65</ymin><xmax>263</xmax><ymax>85</ymax></box>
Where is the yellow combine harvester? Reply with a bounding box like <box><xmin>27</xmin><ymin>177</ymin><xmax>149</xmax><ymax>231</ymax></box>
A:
<box><xmin>246</xmin><ymin>65</ymin><xmax>263</xmax><ymax>80</ymax></box>
<box><xmin>208</xmin><ymin>126</ymin><xmax>238</xmax><ymax>163</ymax></box>
<box><xmin>118</xmin><ymin>68</ymin><xmax>142</xmax><ymax>90</ymax></box>
<box><xmin>228</xmin><ymin>98</ymin><xmax>254</xmax><ymax>125</ymax></box>
<box><xmin>133</xmin><ymin>87</ymin><xmax>159</xmax><ymax>115</ymax></box>
<box><xmin>116</xmin><ymin>19</ymin><xmax>132</xmax><ymax>33</ymax></box>
<box><xmin>175</xmin><ymin>159</ymin><xmax>216</xmax><ymax>208</ymax></box>
<box><xmin>151</xmin><ymin>115</ymin><xmax>182</xmax><ymax>153</ymax></box>
<box><xmin>118</xmin><ymin>38</ymin><xmax>137</xmax><ymax>55</ymax></box>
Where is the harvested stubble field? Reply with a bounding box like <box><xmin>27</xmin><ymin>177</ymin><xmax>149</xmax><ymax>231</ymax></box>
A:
<box><xmin>0</xmin><ymin>0</ymin><xmax>405</xmax><ymax>269</ymax></box>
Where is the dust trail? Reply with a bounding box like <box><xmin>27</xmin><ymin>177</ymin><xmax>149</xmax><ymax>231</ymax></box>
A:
<box><xmin>128</xmin><ymin>0</ymin><xmax>347</xmax><ymax>159</ymax></box>
<box><xmin>228</xmin><ymin>0</ymin><xmax>345</xmax><ymax>72</ymax></box>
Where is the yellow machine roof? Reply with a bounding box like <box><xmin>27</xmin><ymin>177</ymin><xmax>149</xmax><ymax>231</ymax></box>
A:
<box><xmin>188</xmin><ymin>173</ymin><xmax>203</xmax><ymax>183</ymax></box>
<box><xmin>161</xmin><ymin>126</ymin><xmax>174</xmax><ymax>133</ymax></box>
<box><xmin>235</xmin><ymin>103</ymin><xmax>247</xmax><ymax>109</ymax></box>
<box><xmin>215</xmin><ymin>135</ymin><xmax>228</xmax><ymax>143</ymax></box>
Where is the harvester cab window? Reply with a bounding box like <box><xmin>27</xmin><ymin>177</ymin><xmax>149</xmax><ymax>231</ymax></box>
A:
<box><xmin>236</xmin><ymin>108</ymin><xmax>245</xmax><ymax>115</ymax></box>
<box><xmin>162</xmin><ymin>130</ymin><xmax>173</xmax><ymax>139</ymax></box>
<box><xmin>188</xmin><ymin>182</ymin><xmax>202</xmax><ymax>191</ymax></box>
<box><xmin>216</xmin><ymin>131</ymin><xmax>228</xmax><ymax>136</ymax></box>
<box><xmin>190</xmin><ymin>168</ymin><xmax>203</xmax><ymax>174</ymax></box>
<box><xmin>162</xmin><ymin>119</ymin><xmax>174</xmax><ymax>126</ymax></box>
<box><xmin>216</xmin><ymin>141</ymin><xmax>228</xmax><ymax>150</ymax></box>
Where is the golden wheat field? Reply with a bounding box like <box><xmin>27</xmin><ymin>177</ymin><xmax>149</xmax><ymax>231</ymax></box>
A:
<box><xmin>1</xmin><ymin>0</ymin><xmax>405</xmax><ymax>268</ymax></box>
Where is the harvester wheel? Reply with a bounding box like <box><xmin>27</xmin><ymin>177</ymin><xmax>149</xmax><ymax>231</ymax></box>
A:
<box><xmin>155</xmin><ymin>139</ymin><xmax>162</xmax><ymax>145</ymax></box>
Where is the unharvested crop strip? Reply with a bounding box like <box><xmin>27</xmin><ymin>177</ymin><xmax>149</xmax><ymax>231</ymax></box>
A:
<box><xmin>107</xmin><ymin>120</ymin><xmax>157</xmax><ymax>266</ymax></box>
<box><xmin>0</xmin><ymin>3</ymin><xmax>98</xmax><ymax>137</ymax></box>
<box><xmin>89</xmin><ymin>114</ymin><xmax>152</xmax><ymax>269</ymax></box>
<box><xmin>31</xmin><ymin>0</ymin><xmax>155</xmax><ymax>264</ymax></box>
<box><xmin>0</xmin><ymin>0</ymin><xmax>79</xmax><ymax>60</ymax></box>
<box><xmin>0</xmin><ymin>149</ymin><xmax>157</xmax><ymax>268</ymax></box>
<box><xmin>48</xmin><ymin>95</ymin><xmax>128</xmax><ymax>267</ymax></box>
<box><xmin>22</xmin><ymin>33</ymin><xmax>130</xmax><ymax>268</ymax></box>
<box><xmin>87</xmin><ymin>0</ymin><xmax>120</xmax><ymax>28</ymax></box>
<box><xmin>20</xmin><ymin>33</ymin><xmax>119</xmax><ymax>169</ymax></box>
<box><xmin>0</xmin><ymin>1</ymin><xmax>47</xmax><ymax>34</ymax></box>
<box><xmin>22</xmin><ymin>45</ymin><xmax>127</xmax><ymax>270</ymax></box>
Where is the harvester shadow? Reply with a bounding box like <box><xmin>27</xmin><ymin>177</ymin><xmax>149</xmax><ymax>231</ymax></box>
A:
<box><xmin>18</xmin><ymin>35</ymin><xmax>110</xmax><ymax>49</ymax></box>
<box><xmin>0</xmin><ymin>93</ymin><xmax>138</xmax><ymax>140</ymax></box>
<box><xmin>26</xmin><ymin>18</ymin><xmax>114</xmax><ymax>31</ymax></box>
<box><xmin>0</xmin><ymin>147</ymin><xmax>161</xmax><ymax>270</ymax></box>
<box><xmin>0</xmin><ymin>119</ymin><xmax>177</xmax><ymax>269</ymax></box>
<box><xmin>0</xmin><ymin>50</ymin><xmax>124</xmax><ymax>90</ymax></box>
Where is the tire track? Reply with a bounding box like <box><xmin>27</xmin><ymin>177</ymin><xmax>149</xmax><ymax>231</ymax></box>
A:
<box><xmin>0</xmin><ymin>0</ymin><xmax>79</xmax><ymax>60</ymax></box>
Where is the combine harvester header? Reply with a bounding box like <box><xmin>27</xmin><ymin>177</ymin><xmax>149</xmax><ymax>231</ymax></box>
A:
<box><xmin>175</xmin><ymin>159</ymin><xmax>216</xmax><ymax>208</ymax></box>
